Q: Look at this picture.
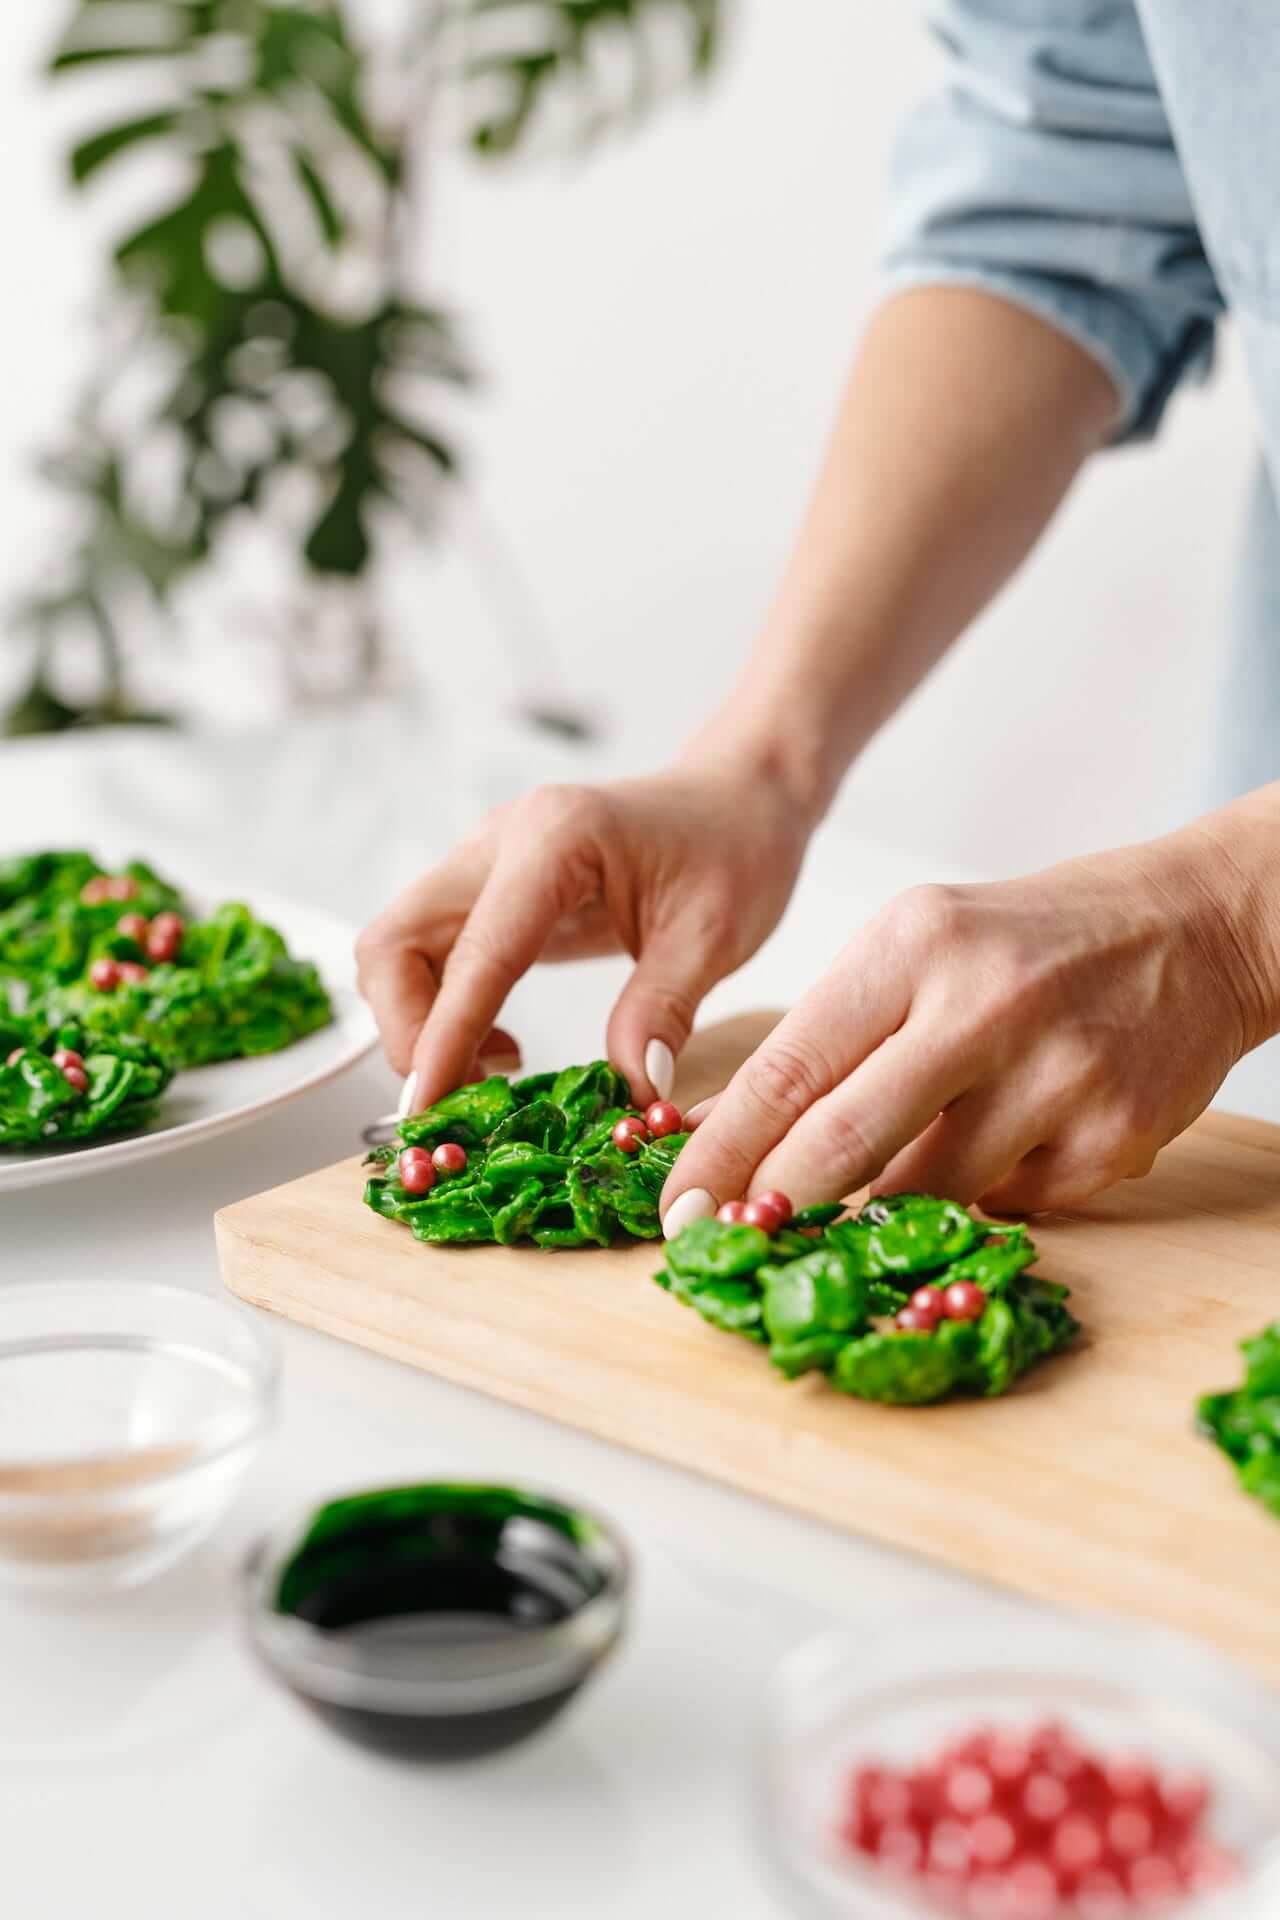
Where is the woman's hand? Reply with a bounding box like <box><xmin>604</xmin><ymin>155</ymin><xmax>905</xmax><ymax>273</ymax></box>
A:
<box><xmin>662</xmin><ymin>828</ymin><xmax>1277</xmax><ymax>1230</ymax></box>
<box><xmin>355</xmin><ymin>758</ymin><xmax>813</xmax><ymax>1111</ymax></box>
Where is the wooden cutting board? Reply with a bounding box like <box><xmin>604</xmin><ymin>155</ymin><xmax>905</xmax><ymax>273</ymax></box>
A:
<box><xmin>217</xmin><ymin>1010</ymin><xmax>1280</xmax><ymax>1677</ymax></box>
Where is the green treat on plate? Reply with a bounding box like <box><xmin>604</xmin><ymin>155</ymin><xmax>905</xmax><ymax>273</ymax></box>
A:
<box><xmin>0</xmin><ymin>854</ymin><xmax>184</xmax><ymax>983</ymax></box>
<box><xmin>38</xmin><ymin>901</ymin><xmax>332</xmax><ymax>1068</ymax></box>
<box><xmin>0</xmin><ymin>1026</ymin><xmax>173</xmax><ymax>1149</ymax></box>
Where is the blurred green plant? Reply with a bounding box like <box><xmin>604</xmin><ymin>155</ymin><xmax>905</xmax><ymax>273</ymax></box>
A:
<box><xmin>7</xmin><ymin>0</ymin><xmax>722</xmax><ymax>735</ymax></box>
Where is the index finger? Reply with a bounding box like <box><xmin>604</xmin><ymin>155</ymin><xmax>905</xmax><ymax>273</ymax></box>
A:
<box><xmin>355</xmin><ymin>840</ymin><xmax>495</xmax><ymax>1077</ymax></box>
<box><xmin>660</xmin><ymin>938</ymin><xmax>912</xmax><ymax>1228</ymax></box>
<box><xmin>410</xmin><ymin>828</ymin><xmax>602</xmax><ymax>1106</ymax></box>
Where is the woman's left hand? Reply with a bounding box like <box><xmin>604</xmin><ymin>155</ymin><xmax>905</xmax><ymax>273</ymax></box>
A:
<box><xmin>661</xmin><ymin>830</ymin><xmax>1275</xmax><ymax>1228</ymax></box>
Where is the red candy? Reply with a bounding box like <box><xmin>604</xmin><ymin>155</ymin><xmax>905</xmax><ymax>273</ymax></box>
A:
<box><xmin>51</xmin><ymin>1047</ymin><xmax>84</xmax><ymax>1071</ymax></box>
<box><xmin>146</xmin><ymin>911</ymin><xmax>184</xmax><ymax>963</ymax></box>
<box><xmin>896</xmin><ymin>1305</ymin><xmax>942</xmax><ymax>1333</ymax></box>
<box><xmin>942</xmin><ymin>1280</ymin><xmax>987</xmax><ymax>1322</ymax></box>
<box><xmin>80</xmin><ymin>876</ymin><xmax>111</xmax><ymax>906</ymax></box>
<box><xmin>755</xmin><ymin>1189</ymin><xmax>793</xmax><ymax>1225</ymax></box>
<box><xmin>643</xmin><ymin>1101</ymin><xmax>684</xmax><ymax>1138</ymax></box>
<box><xmin>118</xmin><ymin>961</ymin><xmax>150</xmax><ymax>985</ymax></box>
<box><xmin>908</xmin><ymin>1285</ymin><xmax>947</xmax><ymax>1326</ymax></box>
<box><xmin>431</xmin><ymin>1142</ymin><xmax>467</xmax><ymax>1175</ymax></box>
<box><xmin>106</xmin><ymin>875</ymin><xmax>139</xmax><ymax>901</ymax></box>
<box><xmin>116</xmin><ymin>912</ymin><xmax>150</xmax><ymax>944</ymax></box>
<box><xmin>612</xmin><ymin>1115</ymin><xmax>649</xmax><ymax>1155</ymax></box>
<box><xmin>839</xmin><ymin>1719</ymin><xmax>1236</xmax><ymax>1916</ymax></box>
<box><xmin>1054</xmin><ymin>1814</ymin><xmax>1105</xmax><ymax>1876</ymax></box>
<box><xmin>6</xmin><ymin>1048</ymin><xmax>25</xmax><ymax>1068</ymax></box>
<box><xmin>716</xmin><ymin>1201</ymin><xmax>748</xmax><ymax>1224</ymax></box>
<box><xmin>397</xmin><ymin>1148</ymin><xmax>435</xmax><ymax>1194</ymax></box>
<box><xmin>743</xmin><ymin>1197</ymin><xmax>786</xmax><ymax>1233</ymax></box>
<box><xmin>88</xmin><ymin>957</ymin><xmax>120</xmax><ymax>992</ymax></box>
<box><xmin>62</xmin><ymin>1063</ymin><xmax>89</xmax><ymax>1095</ymax></box>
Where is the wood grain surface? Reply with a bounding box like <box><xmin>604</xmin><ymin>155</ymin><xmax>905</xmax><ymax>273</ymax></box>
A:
<box><xmin>217</xmin><ymin>1011</ymin><xmax>1280</xmax><ymax>1676</ymax></box>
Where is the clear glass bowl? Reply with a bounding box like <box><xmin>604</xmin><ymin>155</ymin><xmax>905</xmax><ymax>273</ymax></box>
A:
<box><xmin>0</xmin><ymin>1281</ymin><xmax>278</xmax><ymax>1594</ymax></box>
<box><xmin>240</xmin><ymin>1481</ymin><xmax>630</xmax><ymax>1762</ymax></box>
<box><xmin>760</xmin><ymin>1613</ymin><xmax>1280</xmax><ymax>1919</ymax></box>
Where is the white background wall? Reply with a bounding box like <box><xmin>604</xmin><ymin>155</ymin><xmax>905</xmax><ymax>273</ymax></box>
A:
<box><xmin>0</xmin><ymin>3</ymin><xmax>1258</xmax><ymax>879</ymax></box>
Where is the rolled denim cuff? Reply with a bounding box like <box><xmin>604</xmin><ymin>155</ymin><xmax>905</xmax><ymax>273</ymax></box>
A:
<box><xmin>877</xmin><ymin>259</ymin><xmax>1214</xmax><ymax>447</ymax></box>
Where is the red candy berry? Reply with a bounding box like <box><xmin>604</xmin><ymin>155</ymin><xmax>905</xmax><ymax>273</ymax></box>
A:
<box><xmin>5</xmin><ymin>1048</ymin><xmax>25</xmax><ymax>1068</ymax></box>
<box><xmin>840</xmin><ymin>1722</ymin><xmax>1230</xmax><ymax>1914</ymax></box>
<box><xmin>1023</xmin><ymin>1773</ymin><xmax>1070</xmax><ymax>1826</ymax></box>
<box><xmin>397</xmin><ymin>1148</ymin><xmax>435</xmax><ymax>1194</ymax></box>
<box><xmin>1052</xmin><ymin>1814</ymin><xmax>1104</xmax><ymax>1877</ymax></box>
<box><xmin>755</xmin><ymin>1189</ymin><xmax>793</xmax><ymax>1225</ymax></box>
<box><xmin>612</xmin><ymin>1115</ymin><xmax>649</xmax><ymax>1155</ymax></box>
<box><xmin>908</xmin><ymin>1286</ymin><xmax>946</xmax><ymax>1327</ymax></box>
<box><xmin>88</xmin><ymin>957</ymin><xmax>120</xmax><ymax>992</ymax></box>
<box><xmin>1004</xmin><ymin>1860</ymin><xmax>1062</xmax><ymax>1919</ymax></box>
<box><xmin>431</xmin><ymin>1142</ymin><xmax>468</xmax><ymax>1175</ymax></box>
<box><xmin>62</xmin><ymin>1063</ymin><xmax>89</xmax><ymax>1094</ymax></box>
<box><xmin>644</xmin><ymin>1100</ymin><xmax>684</xmax><ymax>1138</ymax></box>
<box><xmin>895</xmin><ymin>1306</ymin><xmax>940</xmax><ymax>1333</ymax></box>
<box><xmin>146</xmin><ymin>913</ymin><xmax>184</xmax><ymax>964</ymax></box>
<box><xmin>80</xmin><ymin>876</ymin><xmax>111</xmax><ymax>906</ymax></box>
<box><xmin>51</xmin><ymin>1047</ymin><xmax>84</xmax><ymax>1071</ymax></box>
<box><xmin>106</xmin><ymin>875</ymin><xmax>139</xmax><ymax>901</ymax></box>
<box><xmin>116</xmin><ymin>912</ymin><xmax>150</xmax><ymax>944</ymax></box>
<box><xmin>942</xmin><ymin>1280</ymin><xmax>986</xmax><ymax>1323</ymax></box>
<box><xmin>118</xmin><ymin>961</ymin><xmax>150</xmax><ymax>985</ymax></box>
<box><xmin>1107</xmin><ymin>1805</ymin><xmax>1155</xmax><ymax>1860</ymax></box>
<box><xmin>717</xmin><ymin>1201</ymin><xmax>748</xmax><ymax>1224</ymax></box>
<box><xmin>1127</xmin><ymin>1854</ymin><xmax>1181</xmax><ymax>1904</ymax></box>
<box><xmin>1074</xmin><ymin>1869</ymin><xmax>1128</xmax><ymax>1920</ymax></box>
<box><xmin>743</xmin><ymin>1197</ymin><xmax>786</xmax><ymax>1234</ymax></box>
<box><xmin>969</xmin><ymin>1814</ymin><xmax>1018</xmax><ymax>1869</ymax></box>
<box><xmin>943</xmin><ymin>1765</ymin><xmax>995</xmax><ymax>1819</ymax></box>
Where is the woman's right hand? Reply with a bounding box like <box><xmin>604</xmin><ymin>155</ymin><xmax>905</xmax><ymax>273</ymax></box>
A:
<box><xmin>355</xmin><ymin>756</ymin><xmax>815</xmax><ymax>1113</ymax></box>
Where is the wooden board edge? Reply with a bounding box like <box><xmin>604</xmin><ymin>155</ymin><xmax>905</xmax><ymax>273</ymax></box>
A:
<box><xmin>217</xmin><ymin>1218</ymin><xmax>1280</xmax><ymax>1688</ymax></box>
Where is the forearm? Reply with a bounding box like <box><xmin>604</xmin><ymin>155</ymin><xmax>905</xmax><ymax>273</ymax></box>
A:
<box><xmin>687</xmin><ymin>286</ymin><xmax>1120</xmax><ymax>822</ymax></box>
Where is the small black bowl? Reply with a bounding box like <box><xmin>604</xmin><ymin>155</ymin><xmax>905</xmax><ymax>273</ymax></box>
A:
<box><xmin>240</xmin><ymin>1482</ymin><xmax>629</xmax><ymax>1761</ymax></box>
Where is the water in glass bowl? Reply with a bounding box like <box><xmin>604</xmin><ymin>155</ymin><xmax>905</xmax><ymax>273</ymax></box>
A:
<box><xmin>0</xmin><ymin>1289</ymin><xmax>276</xmax><ymax>1594</ymax></box>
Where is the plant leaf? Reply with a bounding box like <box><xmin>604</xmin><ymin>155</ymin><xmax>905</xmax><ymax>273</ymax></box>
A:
<box><xmin>69</xmin><ymin>108</ymin><xmax>181</xmax><ymax>185</ymax></box>
<box><xmin>292</xmin><ymin>150</ymin><xmax>344</xmax><ymax>246</ymax></box>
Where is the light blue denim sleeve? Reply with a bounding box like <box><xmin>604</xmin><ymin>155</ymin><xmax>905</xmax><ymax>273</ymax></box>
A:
<box><xmin>880</xmin><ymin>1</ymin><xmax>1224</xmax><ymax>443</ymax></box>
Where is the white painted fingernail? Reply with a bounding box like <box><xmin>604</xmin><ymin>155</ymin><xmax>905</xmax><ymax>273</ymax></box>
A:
<box><xmin>396</xmin><ymin>1072</ymin><xmax>419</xmax><ymax>1120</ymax></box>
<box><xmin>662</xmin><ymin>1188</ymin><xmax>716</xmax><ymax>1240</ymax></box>
<box><xmin>683</xmin><ymin>1092</ymin><xmax>721</xmax><ymax>1128</ymax></box>
<box><xmin>645</xmin><ymin>1038</ymin><xmax>675</xmax><ymax>1100</ymax></box>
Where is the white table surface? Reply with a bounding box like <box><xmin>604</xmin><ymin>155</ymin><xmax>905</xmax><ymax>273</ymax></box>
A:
<box><xmin>3</xmin><ymin>716</ymin><xmax>1276</xmax><ymax>1920</ymax></box>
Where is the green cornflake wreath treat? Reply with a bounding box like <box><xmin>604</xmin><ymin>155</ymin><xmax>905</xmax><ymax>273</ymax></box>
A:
<box><xmin>364</xmin><ymin>1061</ymin><xmax>690</xmax><ymax>1249</ymax></box>
<box><xmin>1197</xmin><ymin>1324</ymin><xmax>1280</xmax><ymax>1518</ymax></box>
<box><xmin>655</xmin><ymin>1194</ymin><xmax>1079</xmax><ymax>1406</ymax></box>
<box><xmin>36</xmin><ymin>901</ymin><xmax>333</xmax><ymax>1069</ymax></box>
<box><xmin>0</xmin><ymin>1023</ymin><xmax>173</xmax><ymax>1147</ymax></box>
<box><xmin>0</xmin><ymin>851</ymin><xmax>184</xmax><ymax>985</ymax></box>
<box><xmin>1</xmin><ymin>850</ymin><xmax>335</xmax><ymax>1151</ymax></box>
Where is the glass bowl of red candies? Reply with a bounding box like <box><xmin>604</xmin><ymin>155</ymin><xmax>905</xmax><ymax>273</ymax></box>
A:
<box><xmin>760</xmin><ymin>1613</ymin><xmax>1280</xmax><ymax>1919</ymax></box>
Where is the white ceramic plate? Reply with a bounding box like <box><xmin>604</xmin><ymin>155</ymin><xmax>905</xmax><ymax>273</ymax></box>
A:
<box><xmin>0</xmin><ymin>888</ymin><xmax>376</xmax><ymax>1193</ymax></box>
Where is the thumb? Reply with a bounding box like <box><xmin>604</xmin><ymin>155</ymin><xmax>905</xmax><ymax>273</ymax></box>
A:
<box><xmin>606</xmin><ymin>922</ymin><xmax>723</xmax><ymax>1106</ymax></box>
